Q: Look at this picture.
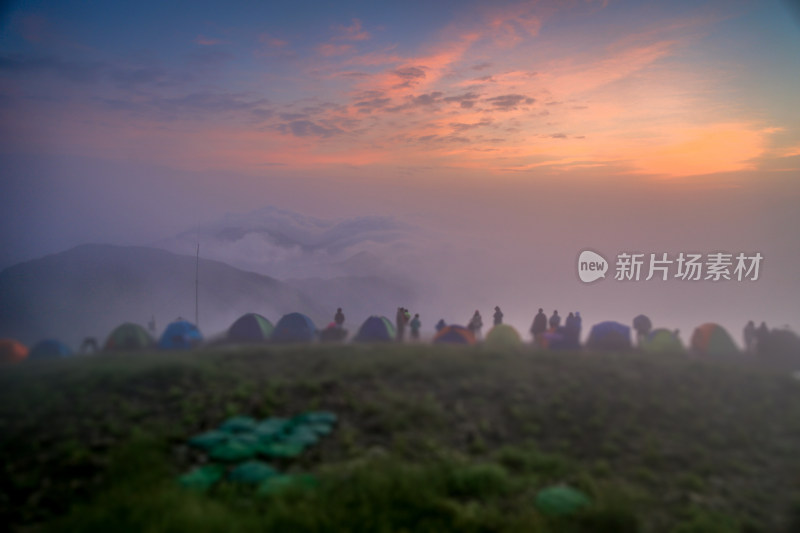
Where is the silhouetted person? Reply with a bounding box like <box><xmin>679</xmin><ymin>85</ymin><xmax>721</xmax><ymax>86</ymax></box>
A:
<box><xmin>743</xmin><ymin>320</ymin><xmax>756</xmax><ymax>354</ymax></box>
<box><xmin>468</xmin><ymin>310</ymin><xmax>483</xmax><ymax>340</ymax></box>
<box><xmin>410</xmin><ymin>314</ymin><xmax>421</xmax><ymax>340</ymax></box>
<box><xmin>80</xmin><ymin>337</ymin><xmax>98</xmax><ymax>354</ymax></box>
<box><xmin>334</xmin><ymin>308</ymin><xmax>345</xmax><ymax>328</ymax></box>
<box><xmin>493</xmin><ymin>306</ymin><xmax>503</xmax><ymax>326</ymax></box>
<box><xmin>633</xmin><ymin>314</ymin><xmax>652</xmax><ymax>346</ymax></box>
<box><xmin>574</xmin><ymin>312</ymin><xmax>582</xmax><ymax>342</ymax></box>
<box><xmin>396</xmin><ymin>307</ymin><xmax>407</xmax><ymax>342</ymax></box>
<box><xmin>565</xmin><ymin>312</ymin><xmax>580</xmax><ymax>347</ymax></box>
<box><xmin>756</xmin><ymin>321</ymin><xmax>770</xmax><ymax>355</ymax></box>
<box><xmin>436</xmin><ymin>319</ymin><xmax>447</xmax><ymax>332</ymax></box>
<box><xmin>530</xmin><ymin>308</ymin><xmax>547</xmax><ymax>347</ymax></box>
<box><xmin>549</xmin><ymin>310</ymin><xmax>560</xmax><ymax>330</ymax></box>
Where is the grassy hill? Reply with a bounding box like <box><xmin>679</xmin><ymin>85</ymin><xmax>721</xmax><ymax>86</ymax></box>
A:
<box><xmin>2</xmin><ymin>345</ymin><xmax>800</xmax><ymax>532</ymax></box>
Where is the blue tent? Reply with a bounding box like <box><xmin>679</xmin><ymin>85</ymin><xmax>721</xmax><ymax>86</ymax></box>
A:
<box><xmin>587</xmin><ymin>321</ymin><xmax>632</xmax><ymax>351</ymax></box>
<box><xmin>271</xmin><ymin>313</ymin><xmax>317</xmax><ymax>343</ymax></box>
<box><xmin>543</xmin><ymin>326</ymin><xmax>579</xmax><ymax>350</ymax></box>
<box><xmin>28</xmin><ymin>339</ymin><xmax>73</xmax><ymax>360</ymax></box>
<box><xmin>159</xmin><ymin>320</ymin><xmax>203</xmax><ymax>350</ymax></box>
<box><xmin>354</xmin><ymin>316</ymin><xmax>396</xmax><ymax>342</ymax></box>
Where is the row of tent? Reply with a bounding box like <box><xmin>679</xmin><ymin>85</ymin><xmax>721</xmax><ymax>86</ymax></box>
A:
<box><xmin>0</xmin><ymin>311</ymin><xmax>748</xmax><ymax>363</ymax></box>
<box><xmin>0</xmin><ymin>312</ymin><xmax>318</xmax><ymax>362</ymax></box>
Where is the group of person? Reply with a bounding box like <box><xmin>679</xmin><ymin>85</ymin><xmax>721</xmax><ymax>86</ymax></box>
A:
<box><xmin>333</xmin><ymin>306</ymin><xmax>582</xmax><ymax>345</ymax></box>
<box><xmin>331</xmin><ymin>308</ymin><xmax>787</xmax><ymax>356</ymax></box>
<box><xmin>743</xmin><ymin>320</ymin><xmax>771</xmax><ymax>355</ymax></box>
<box><xmin>395</xmin><ymin>307</ymin><xmax>421</xmax><ymax>341</ymax></box>
<box><xmin>528</xmin><ymin>308</ymin><xmax>582</xmax><ymax>348</ymax></box>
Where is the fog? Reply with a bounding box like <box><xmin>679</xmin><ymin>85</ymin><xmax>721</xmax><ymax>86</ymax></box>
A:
<box><xmin>2</xmin><ymin>152</ymin><xmax>797</xmax><ymax>348</ymax></box>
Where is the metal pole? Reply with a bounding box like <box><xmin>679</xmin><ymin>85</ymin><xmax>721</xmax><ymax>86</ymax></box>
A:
<box><xmin>195</xmin><ymin>242</ymin><xmax>199</xmax><ymax>327</ymax></box>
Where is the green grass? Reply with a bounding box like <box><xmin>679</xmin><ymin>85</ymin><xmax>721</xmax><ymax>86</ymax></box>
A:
<box><xmin>1</xmin><ymin>344</ymin><xmax>800</xmax><ymax>531</ymax></box>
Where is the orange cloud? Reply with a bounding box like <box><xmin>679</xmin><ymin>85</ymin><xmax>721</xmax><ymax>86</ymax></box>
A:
<box><xmin>628</xmin><ymin>123</ymin><xmax>773</xmax><ymax>177</ymax></box>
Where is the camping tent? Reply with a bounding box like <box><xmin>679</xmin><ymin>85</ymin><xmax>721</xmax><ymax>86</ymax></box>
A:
<box><xmin>433</xmin><ymin>325</ymin><xmax>476</xmax><ymax>345</ymax></box>
<box><xmin>485</xmin><ymin>324</ymin><xmax>522</xmax><ymax>347</ymax></box>
<box><xmin>354</xmin><ymin>316</ymin><xmax>396</xmax><ymax>342</ymax></box>
<box><xmin>29</xmin><ymin>339</ymin><xmax>73</xmax><ymax>360</ymax></box>
<box><xmin>320</xmin><ymin>323</ymin><xmax>348</xmax><ymax>342</ymax></box>
<box><xmin>271</xmin><ymin>313</ymin><xmax>317</xmax><ymax>343</ymax></box>
<box><xmin>0</xmin><ymin>339</ymin><xmax>28</xmax><ymax>363</ymax></box>
<box><xmin>586</xmin><ymin>321</ymin><xmax>632</xmax><ymax>351</ymax></box>
<box><xmin>641</xmin><ymin>329</ymin><xmax>684</xmax><ymax>354</ymax></box>
<box><xmin>159</xmin><ymin>320</ymin><xmax>203</xmax><ymax>350</ymax></box>
<box><xmin>541</xmin><ymin>326</ymin><xmax>580</xmax><ymax>350</ymax></box>
<box><xmin>227</xmin><ymin>313</ymin><xmax>274</xmax><ymax>343</ymax></box>
<box><xmin>104</xmin><ymin>323</ymin><xmax>154</xmax><ymax>351</ymax></box>
<box><xmin>540</xmin><ymin>329</ymin><xmax>564</xmax><ymax>350</ymax></box>
<box><xmin>760</xmin><ymin>328</ymin><xmax>800</xmax><ymax>368</ymax></box>
<box><xmin>690</xmin><ymin>323</ymin><xmax>739</xmax><ymax>355</ymax></box>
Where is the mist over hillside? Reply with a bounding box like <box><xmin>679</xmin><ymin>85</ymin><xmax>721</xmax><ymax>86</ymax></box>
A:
<box><xmin>0</xmin><ymin>244</ymin><xmax>327</xmax><ymax>347</ymax></box>
<box><xmin>156</xmin><ymin>206</ymin><xmax>416</xmax><ymax>280</ymax></box>
<box><xmin>156</xmin><ymin>205</ymin><xmax>422</xmax><ymax>326</ymax></box>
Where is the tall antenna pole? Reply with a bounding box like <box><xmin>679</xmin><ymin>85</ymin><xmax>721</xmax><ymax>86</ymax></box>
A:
<box><xmin>195</xmin><ymin>242</ymin><xmax>199</xmax><ymax>327</ymax></box>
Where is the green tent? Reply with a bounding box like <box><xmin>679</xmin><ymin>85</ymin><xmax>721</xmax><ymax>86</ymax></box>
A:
<box><xmin>104</xmin><ymin>323</ymin><xmax>154</xmax><ymax>351</ymax></box>
<box><xmin>227</xmin><ymin>313</ymin><xmax>274</xmax><ymax>343</ymax></box>
<box><xmin>485</xmin><ymin>324</ymin><xmax>522</xmax><ymax>347</ymax></box>
<box><xmin>535</xmin><ymin>485</ymin><xmax>591</xmax><ymax>516</ymax></box>
<box><xmin>641</xmin><ymin>328</ymin><xmax>685</xmax><ymax>354</ymax></box>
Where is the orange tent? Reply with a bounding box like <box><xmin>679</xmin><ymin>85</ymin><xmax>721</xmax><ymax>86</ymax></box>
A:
<box><xmin>0</xmin><ymin>339</ymin><xmax>28</xmax><ymax>363</ymax></box>
<box><xmin>433</xmin><ymin>325</ymin><xmax>476</xmax><ymax>345</ymax></box>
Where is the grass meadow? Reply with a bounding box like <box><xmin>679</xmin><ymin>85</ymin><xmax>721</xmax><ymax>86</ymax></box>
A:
<box><xmin>2</xmin><ymin>344</ymin><xmax>800</xmax><ymax>532</ymax></box>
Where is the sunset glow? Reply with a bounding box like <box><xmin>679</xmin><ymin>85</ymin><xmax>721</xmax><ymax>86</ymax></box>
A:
<box><xmin>1</xmin><ymin>0</ymin><xmax>797</xmax><ymax>178</ymax></box>
<box><xmin>1</xmin><ymin>0</ymin><xmax>799</xmax><ymax>338</ymax></box>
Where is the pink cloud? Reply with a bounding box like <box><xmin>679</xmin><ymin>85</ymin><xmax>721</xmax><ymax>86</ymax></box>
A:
<box><xmin>333</xmin><ymin>19</ymin><xmax>371</xmax><ymax>42</ymax></box>
<box><xmin>317</xmin><ymin>43</ymin><xmax>355</xmax><ymax>57</ymax></box>
<box><xmin>195</xmin><ymin>35</ymin><xmax>224</xmax><ymax>46</ymax></box>
<box><xmin>485</xmin><ymin>2</ymin><xmax>543</xmax><ymax>48</ymax></box>
<box><xmin>258</xmin><ymin>33</ymin><xmax>288</xmax><ymax>48</ymax></box>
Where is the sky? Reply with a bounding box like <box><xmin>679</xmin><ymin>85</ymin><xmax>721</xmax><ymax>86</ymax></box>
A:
<box><xmin>1</xmin><ymin>0</ymin><xmax>799</xmax><ymax>340</ymax></box>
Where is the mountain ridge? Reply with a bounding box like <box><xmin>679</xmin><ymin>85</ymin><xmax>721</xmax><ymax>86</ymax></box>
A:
<box><xmin>0</xmin><ymin>243</ymin><xmax>327</xmax><ymax>347</ymax></box>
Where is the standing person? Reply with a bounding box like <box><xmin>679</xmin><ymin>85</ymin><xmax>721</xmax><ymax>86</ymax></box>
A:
<box><xmin>755</xmin><ymin>321</ymin><xmax>770</xmax><ymax>355</ymax></box>
<box><xmin>410</xmin><ymin>313</ymin><xmax>421</xmax><ymax>340</ymax></box>
<box><xmin>574</xmin><ymin>312</ymin><xmax>582</xmax><ymax>345</ymax></box>
<box><xmin>633</xmin><ymin>315</ymin><xmax>652</xmax><ymax>347</ymax></box>
<box><xmin>565</xmin><ymin>312</ymin><xmax>578</xmax><ymax>346</ymax></box>
<box><xmin>334</xmin><ymin>308</ymin><xmax>345</xmax><ymax>328</ymax></box>
<box><xmin>549</xmin><ymin>310</ymin><xmax>561</xmax><ymax>330</ymax></box>
<box><xmin>530</xmin><ymin>308</ymin><xmax>547</xmax><ymax>347</ymax></box>
<box><xmin>468</xmin><ymin>310</ymin><xmax>483</xmax><ymax>340</ymax></box>
<box><xmin>743</xmin><ymin>320</ymin><xmax>756</xmax><ymax>354</ymax></box>
<box><xmin>396</xmin><ymin>307</ymin><xmax>407</xmax><ymax>342</ymax></box>
<box><xmin>493</xmin><ymin>306</ymin><xmax>504</xmax><ymax>326</ymax></box>
<box><xmin>435</xmin><ymin>319</ymin><xmax>447</xmax><ymax>332</ymax></box>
